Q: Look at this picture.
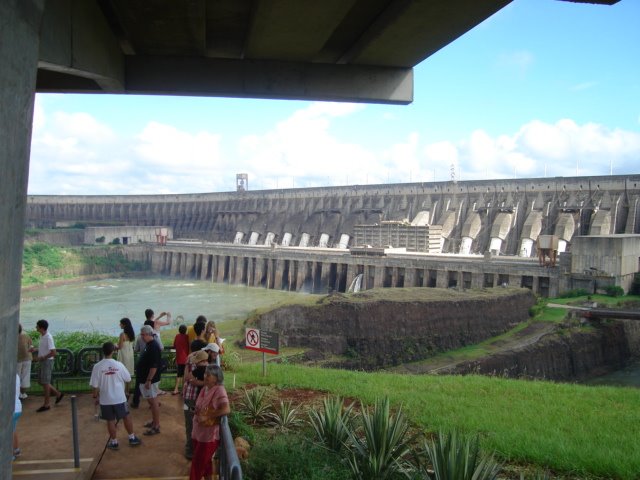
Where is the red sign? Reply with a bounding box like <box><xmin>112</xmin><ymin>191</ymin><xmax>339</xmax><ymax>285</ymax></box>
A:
<box><xmin>244</xmin><ymin>328</ymin><xmax>279</xmax><ymax>354</ymax></box>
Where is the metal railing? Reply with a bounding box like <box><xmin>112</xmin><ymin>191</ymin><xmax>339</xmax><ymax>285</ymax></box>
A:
<box><xmin>219</xmin><ymin>416</ymin><xmax>243</xmax><ymax>480</ymax></box>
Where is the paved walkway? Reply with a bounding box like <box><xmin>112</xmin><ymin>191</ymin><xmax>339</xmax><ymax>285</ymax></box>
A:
<box><xmin>13</xmin><ymin>392</ymin><xmax>192</xmax><ymax>480</ymax></box>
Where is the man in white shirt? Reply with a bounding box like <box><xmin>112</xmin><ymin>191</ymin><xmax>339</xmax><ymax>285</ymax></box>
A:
<box><xmin>35</xmin><ymin>319</ymin><xmax>63</xmax><ymax>412</ymax></box>
<box><xmin>90</xmin><ymin>342</ymin><xmax>142</xmax><ymax>449</ymax></box>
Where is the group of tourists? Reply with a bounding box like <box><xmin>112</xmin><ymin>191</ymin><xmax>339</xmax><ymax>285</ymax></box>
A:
<box><xmin>14</xmin><ymin>310</ymin><xmax>229</xmax><ymax>480</ymax></box>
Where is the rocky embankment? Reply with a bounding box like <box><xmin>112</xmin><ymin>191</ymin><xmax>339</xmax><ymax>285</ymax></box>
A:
<box><xmin>440</xmin><ymin>316</ymin><xmax>640</xmax><ymax>381</ymax></box>
<box><xmin>252</xmin><ymin>287</ymin><xmax>536</xmax><ymax>370</ymax></box>
<box><xmin>252</xmin><ymin>288</ymin><xmax>640</xmax><ymax>380</ymax></box>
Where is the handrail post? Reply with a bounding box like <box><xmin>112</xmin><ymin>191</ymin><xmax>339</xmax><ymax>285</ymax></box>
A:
<box><xmin>71</xmin><ymin>395</ymin><xmax>80</xmax><ymax>468</ymax></box>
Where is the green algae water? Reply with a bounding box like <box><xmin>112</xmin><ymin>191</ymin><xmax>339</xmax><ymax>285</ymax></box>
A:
<box><xmin>19</xmin><ymin>277</ymin><xmax>304</xmax><ymax>336</ymax></box>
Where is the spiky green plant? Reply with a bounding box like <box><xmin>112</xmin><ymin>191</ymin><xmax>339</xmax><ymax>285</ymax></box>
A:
<box><xmin>238</xmin><ymin>387</ymin><xmax>271</xmax><ymax>424</ymax></box>
<box><xmin>267</xmin><ymin>400</ymin><xmax>305</xmax><ymax>431</ymax></box>
<box><xmin>309</xmin><ymin>395</ymin><xmax>355</xmax><ymax>454</ymax></box>
<box><xmin>421</xmin><ymin>430</ymin><xmax>501</xmax><ymax>480</ymax></box>
<box><xmin>344</xmin><ymin>397</ymin><xmax>413</xmax><ymax>480</ymax></box>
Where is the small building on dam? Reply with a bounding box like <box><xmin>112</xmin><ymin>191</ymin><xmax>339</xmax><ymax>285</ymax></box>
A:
<box><xmin>26</xmin><ymin>174</ymin><xmax>640</xmax><ymax>296</ymax></box>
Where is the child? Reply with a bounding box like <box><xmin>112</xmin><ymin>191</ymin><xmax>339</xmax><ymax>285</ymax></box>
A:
<box><xmin>172</xmin><ymin>324</ymin><xmax>189</xmax><ymax>395</ymax></box>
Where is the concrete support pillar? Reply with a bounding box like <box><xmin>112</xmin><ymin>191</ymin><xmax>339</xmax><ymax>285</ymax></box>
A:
<box><xmin>170</xmin><ymin>253</ymin><xmax>180</xmax><ymax>276</ymax></box>
<box><xmin>200</xmin><ymin>255</ymin><xmax>209</xmax><ymax>281</ymax></box>
<box><xmin>436</xmin><ymin>270</ymin><xmax>448</xmax><ymax>289</ymax></box>
<box><xmin>295</xmin><ymin>261</ymin><xmax>307</xmax><ymax>292</ymax></box>
<box><xmin>0</xmin><ymin>3</ymin><xmax>45</xmax><ymax>476</ymax></box>
<box><xmin>227</xmin><ymin>257</ymin><xmax>235</xmax><ymax>283</ymax></box>
<box><xmin>471</xmin><ymin>272</ymin><xmax>484</xmax><ymax>289</ymax></box>
<box><xmin>216</xmin><ymin>256</ymin><xmax>226</xmax><ymax>283</ymax></box>
<box><xmin>373</xmin><ymin>267</ymin><xmax>385</xmax><ymax>289</ymax></box>
<box><xmin>210</xmin><ymin>255</ymin><xmax>219</xmax><ymax>283</ymax></box>
<box><xmin>181</xmin><ymin>253</ymin><xmax>190</xmax><ymax>278</ymax></box>
<box><xmin>391</xmin><ymin>267</ymin><xmax>399</xmax><ymax>287</ymax></box>
<box><xmin>255</xmin><ymin>258</ymin><xmax>265</xmax><ymax>287</ymax></box>
<box><xmin>405</xmin><ymin>268</ymin><xmax>416</xmax><ymax>287</ymax></box>
<box><xmin>532</xmin><ymin>276</ymin><xmax>539</xmax><ymax>294</ymax></box>
<box><xmin>319</xmin><ymin>262</ymin><xmax>331</xmax><ymax>293</ymax></box>
<box><xmin>247</xmin><ymin>257</ymin><xmax>255</xmax><ymax>287</ymax></box>
<box><xmin>273</xmin><ymin>260</ymin><xmax>283</xmax><ymax>290</ymax></box>
<box><xmin>182</xmin><ymin>253</ymin><xmax>196</xmax><ymax>278</ymax></box>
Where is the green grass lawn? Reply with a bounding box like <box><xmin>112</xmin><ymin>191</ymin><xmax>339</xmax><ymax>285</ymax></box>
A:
<box><xmin>232</xmin><ymin>362</ymin><xmax>640</xmax><ymax>479</ymax></box>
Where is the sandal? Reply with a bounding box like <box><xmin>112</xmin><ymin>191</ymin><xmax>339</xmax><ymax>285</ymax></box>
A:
<box><xmin>143</xmin><ymin>426</ymin><xmax>160</xmax><ymax>436</ymax></box>
<box><xmin>143</xmin><ymin>421</ymin><xmax>154</xmax><ymax>428</ymax></box>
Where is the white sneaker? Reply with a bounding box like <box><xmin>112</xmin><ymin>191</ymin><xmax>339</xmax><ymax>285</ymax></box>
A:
<box><xmin>19</xmin><ymin>393</ymin><xmax>28</xmax><ymax>400</ymax></box>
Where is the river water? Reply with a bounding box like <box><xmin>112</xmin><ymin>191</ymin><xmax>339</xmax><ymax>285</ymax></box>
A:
<box><xmin>19</xmin><ymin>277</ymin><xmax>304</xmax><ymax>336</ymax></box>
<box><xmin>19</xmin><ymin>277</ymin><xmax>639</xmax><ymax>388</ymax></box>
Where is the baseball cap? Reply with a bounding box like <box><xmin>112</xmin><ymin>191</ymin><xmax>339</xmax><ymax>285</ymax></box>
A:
<box><xmin>202</xmin><ymin>343</ymin><xmax>220</xmax><ymax>353</ymax></box>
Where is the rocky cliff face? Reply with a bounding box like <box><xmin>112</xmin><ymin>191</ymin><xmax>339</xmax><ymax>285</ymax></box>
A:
<box><xmin>445</xmin><ymin>319</ymin><xmax>640</xmax><ymax>381</ymax></box>
<box><xmin>254</xmin><ymin>288</ymin><xmax>536</xmax><ymax>369</ymax></box>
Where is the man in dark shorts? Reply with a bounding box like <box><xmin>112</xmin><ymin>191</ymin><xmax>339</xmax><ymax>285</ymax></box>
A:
<box><xmin>137</xmin><ymin>325</ymin><xmax>163</xmax><ymax>435</ymax></box>
<box><xmin>90</xmin><ymin>342</ymin><xmax>141</xmax><ymax>449</ymax></box>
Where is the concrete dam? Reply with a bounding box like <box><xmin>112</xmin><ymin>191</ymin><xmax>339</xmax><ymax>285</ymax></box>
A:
<box><xmin>27</xmin><ymin>175</ymin><xmax>640</xmax><ymax>297</ymax></box>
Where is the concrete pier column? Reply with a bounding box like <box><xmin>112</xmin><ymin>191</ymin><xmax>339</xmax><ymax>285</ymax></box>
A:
<box><xmin>0</xmin><ymin>12</ymin><xmax>44</xmax><ymax>470</ymax></box>
<box><xmin>210</xmin><ymin>255</ymin><xmax>219</xmax><ymax>283</ymax></box>
<box><xmin>254</xmin><ymin>258</ymin><xmax>266</xmax><ymax>287</ymax></box>
<box><xmin>247</xmin><ymin>257</ymin><xmax>255</xmax><ymax>286</ymax></box>
<box><xmin>216</xmin><ymin>256</ymin><xmax>226</xmax><ymax>283</ymax></box>
<box><xmin>373</xmin><ymin>267</ymin><xmax>385</xmax><ymax>288</ymax></box>
<box><xmin>170</xmin><ymin>253</ymin><xmax>180</xmax><ymax>276</ymax></box>
<box><xmin>436</xmin><ymin>270</ymin><xmax>448</xmax><ymax>288</ymax></box>
<box><xmin>319</xmin><ymin>262</ymin><xmax>331</xmax><ymax>293</ymax></box>
<box><xmin>181</xmin><ymin>253</ymin><xmax>191</xmax><ymax>278</ymax></box>
<box><xmin>471</xmin><ymin>272</ymin><xmax>484</xmax><ymax>289</ymax></box>
<box><xmin>200</xmin><ymin>255</ymin><xmax>209</xmax><ymax>281</ymax></box>
<box><xmin>295</xmin><ymin>261</ymin><xmax>307</xmax><ymax>292</ymax></box>
<box><xmin>273</xmin><ymin>260</ymin><xmax>284</xmax><ymax>290</ymax></box>
<box><xmin>391</xmin><ymin>267</ymin><xmax>399</xmax><ymax>287</ymax></box>
<box><xmin>405</xmin><ymin>268</ymin><xmax>416</xmax><ymax>287</ymax></box>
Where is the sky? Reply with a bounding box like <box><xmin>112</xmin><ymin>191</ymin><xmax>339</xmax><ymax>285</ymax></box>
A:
<box><xmin>28</xmin><ymin>0</ymin><xmax>640</xmax><ymax>196</ymax></box>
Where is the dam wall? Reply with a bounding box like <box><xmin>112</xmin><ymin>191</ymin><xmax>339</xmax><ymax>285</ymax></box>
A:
<box><xmin>26</xmin><ymin>175</ymin><xmax>640</xmax><ymax>256</ymax></box>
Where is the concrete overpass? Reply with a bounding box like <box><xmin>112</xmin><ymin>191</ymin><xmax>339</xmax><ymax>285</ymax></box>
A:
<box><xmin>0</xmin><ymin>0</ymin><xmax>621</xmax><ymax>476</ymax></box>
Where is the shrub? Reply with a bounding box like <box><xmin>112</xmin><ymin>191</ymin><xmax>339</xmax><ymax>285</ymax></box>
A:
<box><xmin>604</xmin><ymin>285</ymin><xmax>624</xmax><ymax>297</ymax></box>
<box><xmin>243</xmin><ymin>430</ymin><xmax>350</xmax><ymax>480</ymax></box>
<box><xmin>344</xmin><ymin>397</ymin><xmax>413</xmax><ymax>480</ymax></box>
<box><xmin>238</xmin><ymin>387</ymin><xmax>271</xmax><ymax>425</ymax></box>
<box><xmin>267</xmin><ymin>400</ymin><xmax>305</xmax><ymax>431</ymax></box>
<box><xmin>419</xmin><ymin>430</ymin><xmax>501</xmax><ymax>480</ymax></box>
<box><xmin>560</xmin><ymin>288</ymin><xmax>590</xmax><ymax>298</ymax></box>
<box><xmin>222</xmin><ymin>351</ymin><xmax>242</xmax><ymax>371</ymax></box>
<box><xmin>309</xmin><ymin>395</ymin><xmax>355</xmax><ymax>454</ymax></box>
<box><xmin>96</xmin><ymin>236</ymin><xmax>106</xmax><ymax>243</ymax></box>
<box><xmin>227</xmin><ymin>410</ymin><xmax>255</xmax><ymax>444</ymax></box>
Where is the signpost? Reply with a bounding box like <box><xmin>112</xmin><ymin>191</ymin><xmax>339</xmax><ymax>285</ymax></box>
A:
<box><xmin>245</xmin><ymin>328</ymin><xmax>279</xmax><ymax>376</ymax></box>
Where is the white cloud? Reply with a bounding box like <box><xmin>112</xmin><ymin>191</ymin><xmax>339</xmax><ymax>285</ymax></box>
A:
<box><xmin>27</xmin><ymin>99</ymin><xmax>640</xmax><ymax>195</ymax></box>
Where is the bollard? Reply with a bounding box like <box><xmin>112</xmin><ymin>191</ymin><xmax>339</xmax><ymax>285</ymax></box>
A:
<box><xmin>71</xmin><ymin>395</ymin><xmax>80</xmax><ymax>468</ymax></box>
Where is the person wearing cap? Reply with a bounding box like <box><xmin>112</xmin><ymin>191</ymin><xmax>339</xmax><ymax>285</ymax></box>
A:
<box><xmin>182</xmin><ymin>349</ymin><xmax>208</xmax><ymax>459</ymax></box>
<box><xmin>136</xmin><ymin>325</ymin><xmax>162</xmax><ymax>435</ymax></box>
<box><xmin>201</xmin><ymin>343</ymin><xmax>220</xmax><ymax>367</ymax></box>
